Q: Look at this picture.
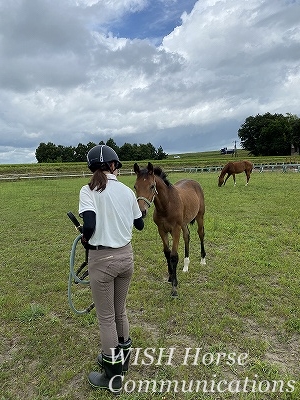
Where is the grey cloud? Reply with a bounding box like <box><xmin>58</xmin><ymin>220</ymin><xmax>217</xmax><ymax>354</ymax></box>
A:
<box><xmin>0</xmin><ymin>0</ymin><xmax>299</xmax><ymax>164</ymax></box>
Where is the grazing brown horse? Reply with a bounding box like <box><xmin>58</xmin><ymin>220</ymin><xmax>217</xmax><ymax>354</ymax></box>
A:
<box><xmin>218</xmin><ymin>160</ymin><xmax>253</xmax><ymax>187</ymax></box>
<box><xmin>134</xmin><ymin>162</ymin><xmax>206</xmax><ymax>297</ymax></box>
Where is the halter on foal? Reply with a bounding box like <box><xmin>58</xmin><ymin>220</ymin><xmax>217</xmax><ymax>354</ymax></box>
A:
<box><xmin>218</xmin><ymin>160</ymin><xmax>253</xmax><ymax>186</ymax></box>
<box><xmin>134</xmin><ymin>162</ymin><xmax>206</xmax><ymax>297</ymax></box>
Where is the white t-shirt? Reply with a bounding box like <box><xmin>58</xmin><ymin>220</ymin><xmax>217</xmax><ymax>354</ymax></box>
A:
<box><xmin>79</xmin><ymin>174</ymin><xmax>142</xmax><ymax>248</ymax></box>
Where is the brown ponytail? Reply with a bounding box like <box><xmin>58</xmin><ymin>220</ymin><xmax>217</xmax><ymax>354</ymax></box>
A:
<box><xmin>89</xmin><ymin>169</ymin><xmax>108</xmax><ymax>192</ymax></box>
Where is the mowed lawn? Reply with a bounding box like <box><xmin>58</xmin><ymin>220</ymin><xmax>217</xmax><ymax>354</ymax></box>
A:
<box><xmin>1</xmin><ymin>170</ymin><xmax>299</xmax><ymax>400</ymax></box>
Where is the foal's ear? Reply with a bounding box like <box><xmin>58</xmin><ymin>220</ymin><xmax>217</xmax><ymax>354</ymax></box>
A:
<box><xmin>133</xmin><ymin>163</ymin><xmax>140</xmax><ymax>174</ymax></box>
<box><xmin>147</xmin><ymin>162</ymin><xmax>154</xmax><ymax>175</ymax></box>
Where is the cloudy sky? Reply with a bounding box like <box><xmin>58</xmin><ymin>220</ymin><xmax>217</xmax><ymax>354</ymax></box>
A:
<box><xmin>0</xmin><ymin>0</ymin><xmax>299</xmax><ymax>164</ymax></box>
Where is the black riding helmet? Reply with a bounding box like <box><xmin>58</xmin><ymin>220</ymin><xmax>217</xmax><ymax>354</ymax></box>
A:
<box><xmin>87</xmin><ymin>145</ymin><xmax>122</xmax><ymax>172</ymax></box>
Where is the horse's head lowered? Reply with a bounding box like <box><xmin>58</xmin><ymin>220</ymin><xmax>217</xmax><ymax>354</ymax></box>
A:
<box><xmin>134</xmin><ymin>162</ymin><xmax>158</xmax><ymax>218</ymax></box>
<box><xmin>218</xmin><ymin>175</ymin><xmax>224</xmax><ymax>187</ymax></box>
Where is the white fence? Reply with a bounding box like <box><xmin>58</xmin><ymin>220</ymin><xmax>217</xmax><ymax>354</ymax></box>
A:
<box><xmin>183</xmin><ymin>163</ymin><xmax>300</xmax><ymax>173</ymax></box>
<box><xmin>0</xmin><ymin>163</ymin><xmax>299</xmax><ymax>181</ymax></box>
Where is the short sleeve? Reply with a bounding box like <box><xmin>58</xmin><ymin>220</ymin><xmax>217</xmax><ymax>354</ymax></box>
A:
<box><xmin>79</xmin><ymin>185</ymin><xmax>96</xmax><ymax>217</ymax></box>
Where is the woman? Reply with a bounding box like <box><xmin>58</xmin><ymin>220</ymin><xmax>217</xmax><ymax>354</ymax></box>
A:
<box><xmin>79</xmin><ymin>144</ymin><xmax>144</xmax><ymax>394</ymax></box>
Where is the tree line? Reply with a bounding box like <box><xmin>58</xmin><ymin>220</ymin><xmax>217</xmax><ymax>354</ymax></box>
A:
<box><xmin>35</xmin><ymin>112</ymin><xmax>300</xmax><ymax>163</ymax></box>
<box><xmin>238</xmin><ymin>113</ymin><xmax>300</xmax><ymax>156</ymax></box>
<box><xmin>35</xmin><ymin>138</ymin><xmax>168</xmax><ymax>163</ymax></box>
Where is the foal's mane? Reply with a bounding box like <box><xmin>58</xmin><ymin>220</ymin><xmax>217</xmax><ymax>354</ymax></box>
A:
<box><xmin>153</xmin><ymin>167</ymin><xmax>172</xmax><ymax>186</ymax></box>
<box><xmin>138</xmin><ymin>165</ymin><xmax>172</xmax><ymax>187</ymax></box>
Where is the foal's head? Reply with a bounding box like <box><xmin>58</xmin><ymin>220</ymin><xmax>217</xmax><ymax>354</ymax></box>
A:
<box><xmin>134</xmin><ymin>162</ymin><xmax>171</xmax><ymax>217</ymax></box>
<box><xmin>133</xmin><ymin>162</ymin><xmax>158</xmax><ymax>217</ymax></box>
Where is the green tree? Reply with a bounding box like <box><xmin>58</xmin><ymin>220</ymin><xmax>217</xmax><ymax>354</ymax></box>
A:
<box><xmin>35</xmin><ymin>138</ymin><xmax>168</xmax><ymax>163</ymax></box>
<box><xmin>119</xmin><ymin>142</ymin><xmax>135</xmax><ymax>161</ymax></box>
<box><xmin>106</xmin><ymin>138</ymin><xmax>120</xmax><ymax>154</ymax></box>
<box><xmin>286</xmin><ymin>113</ymin><xmax>300</xmax><ymax>152</ymax></box>
<box><xmin>35</xmin><ymin>142</ymin><xmax>61</xmax><ymax>162</ymax></box>
<box><xmin>35</xmin><ymin>142</ymin><xmax>47</xmax><ymax>162</ymax></box>
<box><xmin>259</xmin><ymin>117</ymin><xmax>291</xmax><ymax>155</ymax></box>
<box><xmin>139</xmin><ymin>143</ymin><xmax>157</xmax><ymax>160</ymax></box>
<box><xmin>58</xmin><ymin>145</ymin><xmax>75</xmax><ymax>162</ymax></box>
<box><xmin>74</xmin><ymin>143</ymin><xmax>89</xmax><ymax>162</ymax></box>
<box><xmin>87</xmin><ymin>141</ymin><xmax>97</xmax><ymax>152</ymax></box>
<box><xmin>155</xmin><ymin>145</ymin><xmax>168</xmax><ymax>160</ymax></box>
<box><xmin>238</xmin><ymin>113</ymin><xmax>293</xmax><ymax>156</ymax></box>
<box><xmin>131</xmin><ymin>143</ymin><xmax>140</xmax><ymax>160</ymax></box>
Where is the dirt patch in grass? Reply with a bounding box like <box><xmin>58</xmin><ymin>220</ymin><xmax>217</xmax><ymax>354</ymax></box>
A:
<box><xmin>244</xmin><ymin>318</ymin><xmax>299</xmax><ymax>376</ymax></box>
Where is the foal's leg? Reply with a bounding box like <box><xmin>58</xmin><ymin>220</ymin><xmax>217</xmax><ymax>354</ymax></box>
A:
<box><xmin>159</xmin><ymin>230</ymin><xmax>172</xmax><ymax>281</ymax></box>
<box><xmin>182</xmin><ymin>225</ymin><xmax>190</xmax><ymax>272</ymax></box>
<box><xmin>163</xmin><ymin>249</ymin><xmax>172</xmax><ymax>283</ymax></box>
<box><xmin>196</xmin><ymin>214</ymin><xmax>206</xmax><ymax>265</ymax></box>
<box><xmin>169</xmin><ymin>226</ymin><xmax>181</xmax><ymax>297</ymax></box>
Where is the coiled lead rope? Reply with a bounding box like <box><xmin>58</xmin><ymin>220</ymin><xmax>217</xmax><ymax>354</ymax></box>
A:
<box><xmin>67</xmin><ymin>212</ymin><xmax>95</xmax><ymax>315</ymax></box>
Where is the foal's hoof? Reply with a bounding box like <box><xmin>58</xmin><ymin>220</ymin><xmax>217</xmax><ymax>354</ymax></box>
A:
<box><xmin>171</xmin><ymin>290</ymin><xmax>178</xmax><ymax>297</ymax></box>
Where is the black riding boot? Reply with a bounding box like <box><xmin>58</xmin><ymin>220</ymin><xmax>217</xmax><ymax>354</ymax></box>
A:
<box><xmin>88</xmin><ymin>351</ymin><xmax>123</xmax><ymax>395</ymax></box>
<box><xmin>98</xmin><ymin>337</ymin><xmax>132</xmax><ymax>374</ymax></box>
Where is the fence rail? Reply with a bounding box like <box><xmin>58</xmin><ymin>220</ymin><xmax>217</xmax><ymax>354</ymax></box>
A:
<box><xmin>183</xmin><ymin>163</ymin><xmax>300</xmax><ymax>173</ymax></box>
<box><xmin>1</xmin><ymin>163</ymin><xmax>299</xmax><ymax>181</ymax></box>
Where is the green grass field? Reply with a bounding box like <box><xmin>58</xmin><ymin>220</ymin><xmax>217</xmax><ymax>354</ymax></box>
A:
<box><xmin>1</xmin><ymin>169</ymin><xmax>299</xmax><ymax>399</ymax></box>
